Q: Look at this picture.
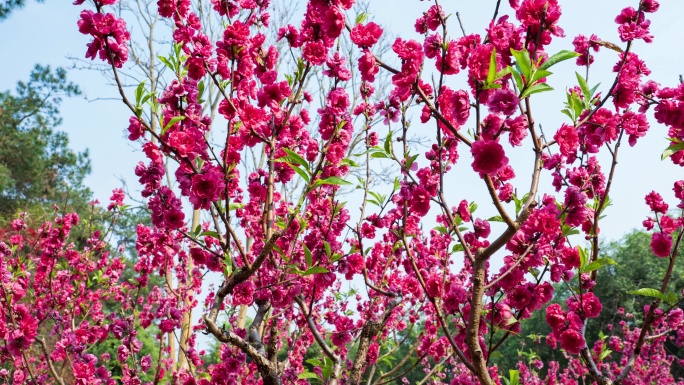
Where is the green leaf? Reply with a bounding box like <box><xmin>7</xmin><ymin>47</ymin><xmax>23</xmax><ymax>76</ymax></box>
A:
<box><xmin>661</xmin><ymin>142</ymin><xmax>684</xmax><ymax>160</ymax></box>
<box><xmin>405</xmin><ymin>154</ymin><xmax>419</xmax><ymax>171</ymax></box>
<box><xmin>434</xmin><ymin>225</ymin><xmax>449</xmax><ymax>234</ymax></box>
<box><xmin>571</xmin><ymin>92</ymin><xmax>584</xmax><ymax>117</ymax></box>
<box><xmin>228</xmin><ymin>202</ymin><xmax>245</xmax><ymax>211</ymax></box>
<box><xmin>509</xmin><ymin>370</ymin><xmax>520</xmax><ymax>385</ymax></box>
<box><xmin>306</xmin><ymin>359</ymin><xmax>322</xmax><ymax>367</ymax></box>
<box><xmin>384</xmin><ymin>130</ymin><xmax>393</xmax><ymax>155</ymax></box>
<box><xmin>576</xmin><ymin>72</ymin><xmax>591</xmax><ymax>103</ymax></box>
<box><xmin>487</xmin><ymin>47</ymin><xmax>498</xmax><ymax>84</ymax></box>
<box><xmin>628</xmin><ymin>288</ymin><xmax>668</xmax><ymax>301</ymax></box>
<box><xmin>290</xmin><ymin>164</ymin><xmax>310</xmax><ymax>184</ymax></box>
<box><xmin>510</xmin><ymin>49</ymin><xmax>532</xmax><ymax>80</ymax></box>
<box><xmin>530</xmin><ymin>69</ymin><xmax>553</xmax><ymax>85</ymax></box>
<box><xmin>321</xmin><ymin>356</ymin><xmax>333</xmax><ymax>380</ymax></box>
<box><xmin>581</xmin><ymin>257</ymin><xmax>616</xmax><ymax>273</ymax></box>
<box><xmin>141</xmin><ymin>93</ymin><xmax>153</xmax><ymax>106</ymax></box>
<box><xmin>297</xmin><ymin>58</ymin><xmax>306</xmax><ymax>75</ymax></box>
<box><xmin>368</xmin><ymin>191</ymin><xmax>384</xmax><ymax>206</ymax></box>
<box><xmin>561</xmin><ymin>109</ymin><xmax>574</xmax><ymax>121</ymax></box>
<box><xmin>506</xmin><ymin>314</ymin><xmax>519</xmax><ymax>326</ymax></box>
<box><xmin>452</xmin><ymin>244</ymin><xmax>464</xmax><ymax>253</ymax></box>
<box><xmin>223</xmin><ymin>253</ymin><xmax>233</xmax><ymax>276</ymax></box>
<box><xmin>520</xmin><ymin>83</ymin><xmax>553</xmax><ymax>99</ymax></box>
<box><xmin>489</xmin><ymin>351</ymin><xmax>504</xmax><ymax>360</ymax></box>
<box><xmin>340</xmin><ymin>158</ymin><xmax>359</xmax><ymax>167</ymax></box>
<box><xmin>664</xmin><ymin>291</ymin><xmax>678</xmax><ymax>306</ymax></box>
<box><xmin>304</xmin><ymin>245</ymin><xmax>313</xmax><ymax>268</ymax></box>
<box><xmin>298</xmin><ymin>372</ymin><xmax>319</xmax><ymax>380</ymax></box>
<box><xmin>495</xmin><ymin>66</ymin><xmax>512</xmax><ymax>80</ymax></box>
<box><xmin>323</xmin><ymin>241</ymin><xmax>331</xmax><ymax>257</ymax></box>
<box><xmin>302</xmin><ymin>266</ymin><xmax>329</xmax><ymax>276</ymax></box>
<box><xmin>200</xmin><ymin>231</ymin><xmax>219</xmax><ymax>239</ymax></box>
<box><xmin>315</xmin><ymin>176</ymin><xmax>352</xmax><ymax>186</ymax></box>
<box><xmin>562</xmin><ymin>225</ymin><xmax>580</xmax><ymax>237</ymax></box>
<box><xmin>538</xmin><ymin>50</ymin><xmax>580</xmax><ymax>71</ymax></box>
<box><xmin>513</xmin><ymin>193</ymin><xmax>529</xmax><ymax>215</ymax></box>
<box><xmin>578</xmin><ymin>247</ymin><xmax>588</xmax><ymax>269</ymax></box>
<box><xmin>135</xmin><ymin>81</ymin><xmax>146</xmax><ymax>105</ymax></box>
<box><xmin>483</xmin><ymin>82</ymin><xmax>503</xmax><ymax>90</ymax></box>
<box><xmin>281</xmin><ymin>148</ymin><xmax>310</xmax><ymax>171</ymax></box>
<box><xmin>158</xmin><ymin>56</ymin><xmax>175</xmax><ymax>72</ymax></box>
<box><xmin>163</xmin><ymin>116</ymin><xmax>185</xmax><ymax>133</ymax></box>
<box><xmin>589</xmin><ymin>83</ymin><xmax>601</xmax><ymax>99</ymax></box>
<box><xmin>599</xmin><ymin>349</ymin><xmax>613</xmax><ymax>361</ymax></box>
<box><xmin>355</xmin><ymin>12</ymin><xmax>368</xmax><ymax>24</ymax></box>
<box><xmin>197</xmin><ymin>80</ymin><xmax>205</xmax><ymax>99</ymax></box>
<box><xmin>511</xmin><ymin>70</ymin><xmax>523</xmax><ymax>91</ymax></box>
<box><xmin>488</xmin><ymin>215</ymin><xmax>504</xmax><ymax>222</ymax></box>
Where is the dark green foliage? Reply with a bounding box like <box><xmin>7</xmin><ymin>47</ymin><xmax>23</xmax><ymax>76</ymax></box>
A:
<box><xmin>0</xmin><ymin>65</ymin><xmax>91</xmax><ymax>220</ymax></box>
<box><xmin>589</xmin><ymin>231</ymin><xmax>684</xmax><ymax>328</ymax></box>
<box><xmin>0</xmin><ymin>0</ymin><xmax>44</xmax><ymax>20</ymax></box>
<box><xmin>491</xmin><ymin>230</ymin><xmax>684</xmax><ymax>375</ymax></box>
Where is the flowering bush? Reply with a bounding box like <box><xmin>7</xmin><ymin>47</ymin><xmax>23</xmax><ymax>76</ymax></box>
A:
<box><xmin>3</xmin><ymin>0</ymin><xmax>684</xmax><ymax>384</ymax></box>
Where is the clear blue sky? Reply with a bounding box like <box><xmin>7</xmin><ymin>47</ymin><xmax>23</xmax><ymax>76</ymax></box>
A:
<box><xmin>1</xmin><ymin>0</ymin><xmax>683</xmax><ymax>243</ymax></box>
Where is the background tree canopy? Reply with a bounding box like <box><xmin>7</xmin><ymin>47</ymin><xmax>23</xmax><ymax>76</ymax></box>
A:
<box><xmin>0</xmin><ymin>0</ymin><xmax>43</xmax><ymax>20</ymax></box>
<box><xmin>0</xmin><ymin>64</ymin><xmax>91</xmax><ymax>220</ymax></box>
<box><xmin>491</xmin><ymin>230</ymin><xmax>684</xmax><ymax>377</ymax></box>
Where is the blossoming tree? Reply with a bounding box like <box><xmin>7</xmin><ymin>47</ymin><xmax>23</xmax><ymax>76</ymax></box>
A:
<box><xmin>3</xmin><ymin>0</ymin><xmax>684</xmax><ymax>384</ymax></box>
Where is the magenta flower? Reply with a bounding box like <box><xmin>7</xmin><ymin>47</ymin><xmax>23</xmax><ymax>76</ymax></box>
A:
<box><xmin>190</xmin><ymin>165</ymin><xmax>226</xmax><ymax>210</ymax></box>
<box><xmin>232</xmin><ymin>281</ymin><xmax>255</xmax><ymax>306</ymax></box>
<box><xmin>559</xmin><ymin>329</ymin><xmax>585</xmax><ymax>354</ymax></box>
<box><xmin>651</xmin><ymin>232</ymin><xmax>672</xmax><ymax>258</ymax></box>
<box><xmin>127</xmin><ymin>116</ymin><xmax>144</xmax><ymax>141</ymax></box>
<box><xmin>302</xmin><ymin>41</ymin><xmax>327</xmax><ymax>65</ymax></box>
<box><xmin>410</xmin><ymin>185</ymin><xmax>432</xmax><ymax>217</ymax></box>
<box><xmin>107</xmin><ymin>188</ymin><xmax>125</xmax><ymax>211</ymax></box>
<box><xmin>457</xmin><ymin>200</ymin><xmax>471</xmax><ymax>222</ymax></box>
<box><xmin>437</xmin><ymin>87</ymin><xmax>471</xmax><ymax>129</ymax></box>
<box><xmin>358</xmin><ymin>50</ymin><xmax>379</xmax><ymax>82</ymax></box>
<box><xmin>488</xmin><ymin>88</ymin><xmax>520</xmax><ymax>116</ymax></box>
<box><xmin>350</xmin><ymin>22</ymin><xmax>383</xmax><ymax>48</ymax></box>
<box><xmin>621</xmin><ymin>111</ymin><xmax>649</xmax><ymax>146</ymax></box>
<box><xmin>73</xmin><ymin>361</ymin><xmax>95</xmax><ymax>380</ymax></box>
<box><xmin>572</xmin><ymin>34</ymin><xmax>600</xmax><ymax>66</ymax></box>
<box><xmin>471</xmin><ymin>140</ymin><xmax>509</xmax><ymax>176</ymax></box>
<box><xmin>545</xmin><ymin>304</ymin><xmax>567</xmax><ymax>331</ymax></box>
<box><xmin>116</xmin><ymin>345</ymin><xmax>129</xmax><ymax>363</ymax></box>
<box><xmin>645</xmin><ymin>191</ymin><xmax>669</xmax><ymax>214</ymax></box>
<box><xmin>554</xmin><ymin>124</ymin><xmax>579</xmax><ymax>159</ymax></box>
<box><xmin>435</xmin><ymin>41</ymin><xmax>461</xmax><ymax>75</ymax></box>
<box><xmin>473</xmin><ymin>218</ymin><xmax>491</xmax><ymax>238</ymax></box>
<box><xmin>140</xmin><ymin>355</ymin><xmax>152</xmax><ymax>373</ymax></box>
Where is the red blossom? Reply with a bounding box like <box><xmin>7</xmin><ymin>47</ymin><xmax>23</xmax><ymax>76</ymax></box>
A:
<box><xmin>651</xmin><ymin>232</ymin><xmax>672</xmax><ymax>258</ymax></box>
<box><xmin>559</xmin><ymin>328</ymin><xmax>585</xmax><ymax>354</ymax></box>
<box><xmin>350</xmin><ymin>22</ymin><xmax>383</xmax><ymax>48</ymax></box>
<box><xmin>554</xmin><ymin>124</ymin><xmax>579</xmax><ymax>159</ymax></box>
<box><xmin>471</xmin><ymin>139</ymin><xmax>509</xmax><ymax>176</ymax></box>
